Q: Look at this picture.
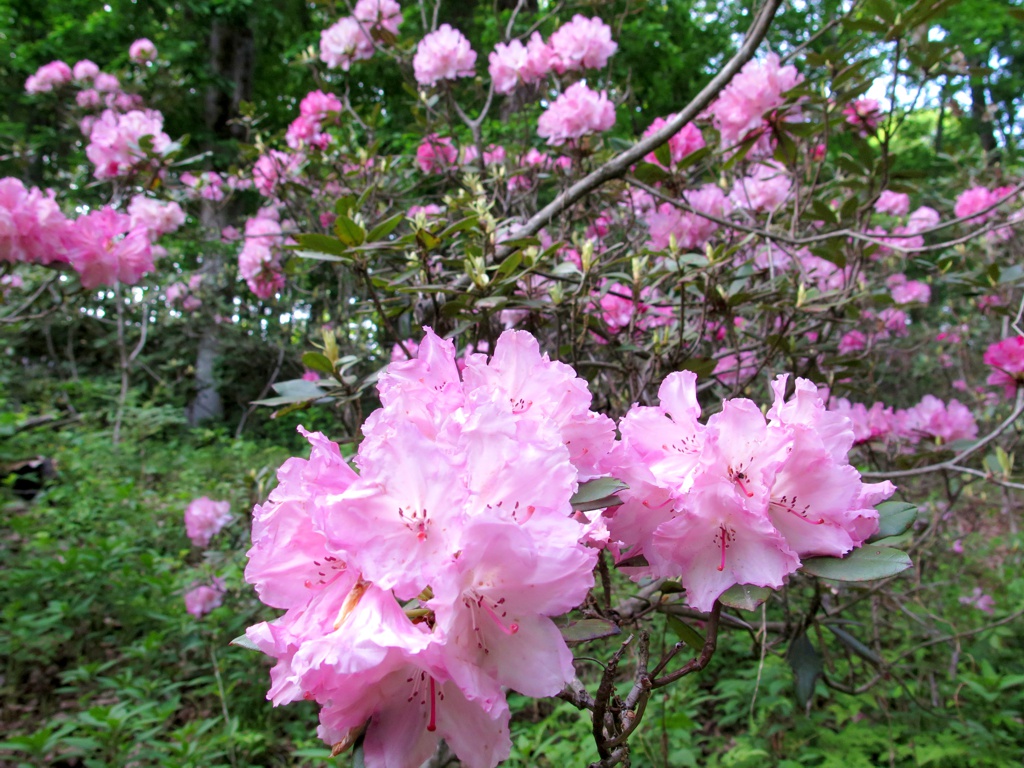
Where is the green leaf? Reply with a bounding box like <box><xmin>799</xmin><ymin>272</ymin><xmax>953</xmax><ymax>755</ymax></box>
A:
<box><xmin>801</xmin><ymin>546</ymin><xmax>912</xmax><ymax>582</ymax></box>
<box><xmin>718</xmin><ymin>584</ymin><xmax>772</xmax><ymax>612</ymax></box>
<box><xmin>868</xmin><ymin>501</ymin><xmax>917</xmax><ymax>542</ymax></box>
<box><xmin>825</xmin><ymin>624</ymin><xmax>883</xmax><ymax>666</ymax></box>
<box><xmin>570</xmin><ymin>478</ymin><xmax>628</xmax><ymax>512</ymax></box>
<box><xmin>653</xmin><ymin>142</ymin><xmax>672</xmax><ymax>168</ymax></box>
<box><xmin>295</xmin><ymin>233</ymin><xmax>347</xmax><ymax>256</ymax></box>
<box><xmin>633</xmin><ymin>162</ymin><xmax>671</xmax><ymax>185</ymax></box>
<box><xmin>335</xmin><ymin>215</ymin><xmax>366</xmax><ymax>246</ymax></box>
<box><xmin>301</xmin><ymin>352</ymin><xmax>334</xmax><ymax>375</ymax></box>
<box><xmin>367</xmin><ymin>212</ymin><xmax>405</xmax><ymax>242</ymax></box>
<box><xmin>676</xmin><ymin>358</ymin><xmax>716</xmax><ymax>379</ymax></box>
<box><xmin>559</xmin><ymin>618</ymin><xmax>621</xmax><ymax>644</ymax></box>
<box><xmin>230</xmin><ymin>634</ymin><xmax>261</xmax><ymax>652</ymax></box>
<box><xmin>667</xmin><ymin>615</ymin><xmax>705</xmax><ymax>651</ymax></box>
<box><xmin>786</xmin><ymin>631</ymin><xmax>822</xmax><ymax>708</ymax></box>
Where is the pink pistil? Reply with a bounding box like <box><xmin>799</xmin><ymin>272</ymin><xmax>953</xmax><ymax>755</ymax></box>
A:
<box><xmin>479</xmin><ymin>596</ymin><xmax>519</xmax><ymax>635</ymax></box>
<box><xmin>427</xmin><ymin>677</ymin><xmax>437</xmax><ymax>732</ymax></box>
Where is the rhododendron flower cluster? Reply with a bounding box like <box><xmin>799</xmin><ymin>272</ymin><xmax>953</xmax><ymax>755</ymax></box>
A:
<box><xmin>239</xmin><ymin>209</ymin><xmax>290</xmax><ymax>298</ymax></box>
<box><xmin>64</xmin><ymin>208</ymin><xmax>155</xmax><ymax>289</ymax></box>
<box><xmin>642</xmin><ymin>118</ymin><xmax>705</xmax><ymax>167</ymax></box>
<box><xmin>983</xmin><ymin>336</ymin><xmax>1024</xmax><ymax>398</ymax></box>
<box><xmin>320</xmin><ymin>18</ymin><xmax>374</xmax><ymax>70</ymax></box>
<box><xmin>709</xmin><ymin>52</ymin><xmax>801</xmax><ymax>150</ymax></box>
<box><xmin>286</xmin><ymin>90</ymin><xmax>342</xmax><ymax>150</ymax></box>
<box><xmin>416</xmin><ymin>134</ymin><xmax>458</xmax><ymax>173</ymax></box>
<box><xmin>488</xmin><ymin>33</ymin><xmax>553</xmax><ymax>94</ymax></box>
<box><xmin>83</xmin><ymin>109</ymin><xmax>172</xmax><ymax>180</ymax></box>
<box><xmin>953</xmin><ymin>185</ymin><xmax>1014</xmax><ymax>222</ymax></box>
<box><xmin>0</xmin><ymin>178</ymin><xmax>72</xmax><ymax>266</ymax></box>
<box><xmin>646</xmin><ymin>184</ymin><xmax>731</xmax><ymax>251</ymax></box>
<box><xmin>537</xmin><ymin>82</ymin><xmax>615</xmax><ymax>145</ymax></box>
<box><xmin>548</xmin><ymin>15</ymin><xmax>618</xmax><ymax>73</ymax></box>
<box><xmin>245</xmin><ymin>329</ymin><xmax>614</xmax><ymax>766</ymax></box>
<box><xmin>127</xmin><ymin>195</ymin><xmax>186</xmax><ymax>238</ymax></box>
<box><xmin>875</xmin><ymin>190</ymin><xmax>910</xmax><ymax>216</ymax></box>
<box><xmin>184</xmin><ymin>578</ymin><xmax>226</xmax><ymax>618</ymax></box>
<box><xmin>601</xmin><ymin>374</ymin><xmax>894</xmax><ymax>612</ymax></box>
<box><xmin>185</xmin><ymin>496</ymin><xmax>233</xmax><ymax>548</ymax></box>
<box><xmin>128</xmin><ymin>38</ymin><xmax>157</xmax><ymax>64</ymax></box>
<box><xmin>843</xmin><ymin>98</ymin><xmax>881</xmax><ymax>135</ymax></box>
<box><xmin>831</xmin><ymin>394</ymin><xmax>978</xmax><ymax>447</ymax></box>
<box><xmin>25</xmin><ymin>60</ymin><xmax>73</xmax><ymax>93</ymax></box>
<box><xmin>413</xmin><ymin>24</ymin><xmax>477</xmax><ymax>86</ymax></box>
<box><xmin>354</xmin><ymin>0</ymin><xmax>402</xmax><ymax>36</ymax></box>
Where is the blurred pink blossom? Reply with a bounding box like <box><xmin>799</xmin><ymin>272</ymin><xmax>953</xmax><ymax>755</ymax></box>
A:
<box><xmin>413</xmin><ymin>24</ymin><xmax>477</xmax><ymax>86</ymax></box>
<box><xmin>537</xmin><ymin>82</ymin><xmax>615</xmax><ymax>146</ymax></box>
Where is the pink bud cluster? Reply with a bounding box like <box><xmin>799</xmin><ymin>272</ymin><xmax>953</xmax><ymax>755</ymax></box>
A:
<box><xmin>602</xmin><ymin>374</ymin><xmax>894</xmax><ymax>611</ymax></box>
<box><xmin>245</xmin><ymin>329</ymin><xmax>614</xmax><ymax>766</ymax></box>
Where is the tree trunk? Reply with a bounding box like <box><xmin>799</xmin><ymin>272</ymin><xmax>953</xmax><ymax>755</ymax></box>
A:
<box><xmin>186</xmin><ymin>16</ymin><xmax>255</xmax><ymax>426</ymax></box>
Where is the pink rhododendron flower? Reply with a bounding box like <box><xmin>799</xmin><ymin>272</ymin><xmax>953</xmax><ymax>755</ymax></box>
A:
<box><xmin>244</xmin><ymin>330</ymin><xmax>609</xmax><ymax>764</ymax></box>
<box><xmin>129</xmin><ymin>38</ymin><xmax>157</xmax><ymax>63</ymax></box>
<box><xmin>843</xmin><ymin>98</ymin><xmax>881</xmax><ymax>134</ymax></box>
<box><xmin>907</xmin><ymin>205</ymin><xmax>940</xmax><ymax>232</ymax></box>
<box><xmin>76</xmin><ymin>89</ymin><xmax>102</xmax><ymax>109</ymax></box>
<box><xmin>548</xmin><ymin>15</ymin><xmax>618</xmax><ymax>73</ymax></box>
<box><xmin>252</xmin><ymin>150</ymin><xmax>304</xmax><ymax>196</ymax></box>
<box><xmin>642</xmin><ymin>118</ymin><xmax>705</xmax><ymax>167</ymax></box>
<box><xmin>489</xmin><ymin>40</ymin><xmax>529</xmax><ymax>94</ymax></box>
<box><xmin>84</xmin><ymin>109</ymin><xmax>172</xmax><ymax>180</ymax></box>
<box><xmin>731</xmin><ymin>162</ymin><xmax>791</xmax><ymax>211</ymax></box>
<box><xmin>646</xmin><ymin>184</ymin><xmax>731</xmax><ymax>251</ymax></box>
<box><xmin>299</xmin><ymin>89</ymin><xmax>342</xmax><ymax>118</ymax></box>
<box><xmin>320</xmin><ymin>16</ymin><xmax>374</xmax><ymax>70</ymax></box>
<box><xmin>127</xmin><ymin>195</ymin><xmax>185</xmax><ymax>238</ymax></box>
<box><xmin>710</xmin><ymin>53</ymin><xmax>801</xmax><ymax>151</ymax></box>
<box><xmin>416</xmin><ymin>134</ymin><xmax>457</xmax><ymax>173</ymax></box>
<box><xmin>92</xmin><ymin>72</ymin><xmax>121</xmax><ymax>93</ymax></box>
<box><xmin>354</xmin><ymin>0</ymin><xmax>402</xmax><ymax>36</ymax></box>
<box><xmin>184</xmin><ymin>579</ymin><xmax>225</xmax><ymax>618</ymax></box>
<box><xmin>185</xmin><ymin>496</ymin><xmax>233</xmax><ymax>548</ymax></box>
<box><xmin>897</xmin><ymin>395</ymin><xmax>977</xmax><ymax>444</ymax></box>
<box><xmin>73</xmin><ymin>59</ymin><xmax>100</xmax><ymax>82</ymax></box>
<box><xmin>413</xmin><ymin>24</ymin><xmax>477</xmax><ymax>86</ymax></box>
<box><xmin>537</xmin><ymin>82</ymin><xmax>615</xmax><ymax>145</ymax></box>
<box><xmin>0</xmin><ymin>178</ymin><xmax>72</xmax><ymax>266</ymax></box>
<box><xmin>838</xmin><ymin>330</ymin><xmax>867</xmax><ymax>355</ymax></box>
<box><xmin>596</xmin><ymin>281</ymin><xmax>673</xmax><ymax>334</ymax></box>
<box><xmin>984</xmin><ymin>336</ymin><xmax>1024</xmax><ymax>398</ymax></box>
<box><xmin>25</xmin><ymin>61</ymin><xmax>73</xmax><ymax>94</ymax></box>
<box><xmin>887</xmin><ymin>273</ymin><xmax>931</xmax><ymax>305</ymax></box>
<box><xmin>239</xmin><ymin>209</ymin><xmax>289</xmax><ymax>298</ymax></box>
<box><xmin>959</xmin><ymin>587</ymin><xmax>994</xmax><ymax>614</ymax></box>
<box><xmin>64</xmin><ymin>208</ymin><xmax>155</xmax><ymax>288</ymax></box>
<box><xmin>603</xmin><ymin>372</ymin><xmax>893</xmax><ymax>611</ymax></box>
<box><xmin>875</xmin><ymin>190</ymin><xmax>910</xmax><ymax>216</ymax></box>
<box><xmin>954</xmin><ymin>186</ymin><xmax>997</xmax><ymax>222</ymax></box>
